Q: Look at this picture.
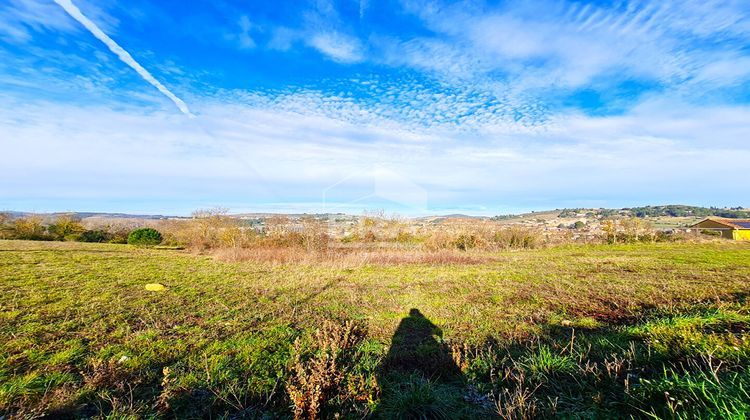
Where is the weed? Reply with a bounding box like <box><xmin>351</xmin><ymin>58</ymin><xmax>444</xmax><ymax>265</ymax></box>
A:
<box><xmin>493</xmin><ymin>371</ymin><xmax>539</xmax><ymax>420</ymax></box>
<box><xmin>521</xmin><ymin>345</ymin><xmax>577</xmax><ymax>380</ymax></box>
<box><xmin>286</xmin><ymin>320</ymin><xmax>368</xmax><ymax>419</ymax></box>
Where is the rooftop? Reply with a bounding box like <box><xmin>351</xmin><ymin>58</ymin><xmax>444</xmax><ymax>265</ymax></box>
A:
<box><xmin>699</xmin><ymin>217</ymin><xmax>750</xmax><ymax>229</ymax></box>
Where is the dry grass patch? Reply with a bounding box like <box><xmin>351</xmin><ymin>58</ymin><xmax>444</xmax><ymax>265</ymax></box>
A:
<box><xmin>212</xmin><ymin>246</ymin><xmax>497</xmax><ymax>266</ymax></box>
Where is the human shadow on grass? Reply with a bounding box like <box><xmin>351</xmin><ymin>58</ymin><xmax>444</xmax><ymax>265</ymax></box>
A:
<box><xmin>372</xmin><ymin>309</ymin><xmax>472</xmax><ymax>419</ymax></box>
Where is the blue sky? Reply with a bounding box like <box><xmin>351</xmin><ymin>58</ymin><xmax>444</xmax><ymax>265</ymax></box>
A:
<box><xmin>1</xmin><ymin>0</ymin><xmax>749</xmax><ymax>215</ymax></box>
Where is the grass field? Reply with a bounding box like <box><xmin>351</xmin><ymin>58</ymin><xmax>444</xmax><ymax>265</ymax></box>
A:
<box><xmin>2</xmin><ymin>240</ymin><xmax>750</xmax><ymax>418</ymax></box>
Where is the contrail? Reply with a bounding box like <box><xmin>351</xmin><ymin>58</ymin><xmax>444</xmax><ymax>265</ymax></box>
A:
<box><xmin>53</xmin><ymin>0</ymin><xmax>193</xmax><ymax>117</ymax></box>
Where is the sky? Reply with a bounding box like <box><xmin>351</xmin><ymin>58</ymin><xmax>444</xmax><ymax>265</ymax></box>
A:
<box><xmin>1</xmin><ymin>0</ymin><xmax>749</xmax><ymax>216</ymax></box>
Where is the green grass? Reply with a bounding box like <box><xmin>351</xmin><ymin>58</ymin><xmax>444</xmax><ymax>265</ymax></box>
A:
<box><xmin>521</xmin><ymin>345</ymin><xmax>577</xmax><ymax>380</ymax></box>
<box><xmin>633</xmin><ymin>366</ymin><xmax>750</xmax><ymax>419</ymax></box>
<box><xmin>374</xmin><ymin>375</ymin><xmax>465</xmax><ymax>419</ymax></box>
<box><xmin>1</xmin><ymin>240</ymin><xmax>750</xmax><ymax>417</ymax></box>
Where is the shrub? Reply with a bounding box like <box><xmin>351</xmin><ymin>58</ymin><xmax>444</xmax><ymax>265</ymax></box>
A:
<box><xmin>452</xmin><ymin>233</ymin><xmax>482</xmax><ymax>251</ymax></box>
<box><xmin>341</xmin><ymin>233</ymin><xmax>360</xmax><ymax>243</ymax></box>
<box><xmin>264</xmin><ymin>231</ymin><xmax>305</xmax><ymax>248</ymax></box>
<box><xmin>127</xmin><ymin>228</ymin><xmax>163</xmax><ymax>246</ymax></box>
<box><xmin>107</xmin><ymin>227</ymin><xmax>131</xmax><ymax>244</ymax></box>
<box><xmin>395</xmin><ymin>231</ymin><xmax>417</xmax><ymax>243</ymax></box>
<box><xmin>47</xmin><ymin>215</ymin><xmax>85</xmax><ymax>241</ymax></box>
<box><xmin>300</xmin><ymin>217</ymin><xmax>330</xmax><ymax>251</ymax></box>
<box><xmin>424</xmin><ymin>225</ymin><xmax>540</xmax><ymax>252</ymax></box>
<box><xmin>78</xmin><ymin>230</ymin><xmax>109</xmax><ymax>243</ymax></box>
<box><xmin>423</xmin><ymin>231</ymin><xmax>455</xmax><ymax>251</ymax></box>
<box><xmin>0</xmin><ymin>213</ymin><xmax>13</xmax><ymax>239</ymax></box>
<box><xmin>350</xmin><ymin>211</ymin><xmax>409</xmax><ymax>243</ymax></box>
<box><xmin>11</xmin><ymin>216</ymin><xmax>47</xmax><ymax>240</ymax></box>
<box><xmin>156</xmin><ymin>208</ymin><xmax>257</xmax><ymax>250</ymax></box>
<box><xmin>362</xmin><ymin>231</ymin><xmax>377</xmax><ymax>243</ymax></box>
<box><xmin>601</xmin><ymin>218</ymin><xmax>656</xmax><ymax>243</ymax></box>
<box><xmin>257</xmin><ymin>216</ymin><xmax>330</xmax><ymax>250</ymax></box>
<box><xmin>491</xmin><ymin>227</ymin><xmax>540</xmax><ymax>250</ymax></box>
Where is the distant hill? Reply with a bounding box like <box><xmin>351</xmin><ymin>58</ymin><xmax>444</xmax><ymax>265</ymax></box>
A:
<box><xmin>0</xmin><ymin>211</ymin><xmax>177</xmax><ymax>220</ymax></box>
<box><xmin>437</xmin><ymin>214</ymin><xmax>485</xmax><ymax>219</ymax></box>
<box><xmin>624</xmin><ymin>205</ymin><xmax>750</xmax><ymax>219</ymax></box>
<box><xmin>415</xmin><ymin>214</ymin><xmax>490</xmax><ymax>224</ymax></box>
<box><xmin>232</xmin><ymin>213</ymin><xmax>350</xmax><ymax>219</ymax></box>
<box><xmin>554</xmin><ymin>205</ymin><xmax>750</xmax><ymax>219</ymax></box>
<box><xmin>3</xmin><ymin>205</ymin><xmax>748</xmax><ymax>222</ymax></box>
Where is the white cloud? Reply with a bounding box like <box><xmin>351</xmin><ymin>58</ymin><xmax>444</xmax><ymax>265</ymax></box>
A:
<box><xmin>264</xmin><ymin>0</ymin><xmax>366</xmax><ymax>63</ymax></box>
<box><xmin>2</xmin><ymin>0</ymin><xmax>749</xmax><ymax>214</ymax></box>
<box><xmin>53</xmin><ymin>0</ymin><xmax>193</xmax><ymax>116</ymax></box>
<box><xmin>268</xmin><ymin>27</ymin><xmax>297</xmax><ymax>51</ymax></box>
<box><xmin>2</xmin><ymin>88</ymin><xmax>749</xmax><ymax>214</ymax></box>
<box><xmin>0</xmin><ymin>0</ymin><xmax>78</xmax><ymax>42</ymax></box>
<box><xmin>359</xmin><ymin>0</ymin><xmax>370</xmax><ymax>19</ymax></box>
<box><xmin>226</xmin><ymin>15</ymin><xmax>256</xmax><ymax>50</ymax></box>
<box><xmin>384</xmin><ymin>0</ymin><xmax>750</xmax><ymax>95</ymax></box>
<box><xmin>220</xmin><ymin>77</ymin><xmax>550</xmax><ymax>133</ymax></box>
<box><xmin>0</xmin><ymin>0</ymin><xmax>120</xmax><ymax>43</ymax></box>
<box><xmin>308</xmin><ymin>32</ymin><xmax>363</xmax><ymax>63</ymax></box>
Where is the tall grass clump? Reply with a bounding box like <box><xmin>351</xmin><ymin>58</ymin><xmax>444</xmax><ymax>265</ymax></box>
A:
<box><xmin>375</xmin><ymin>376</ymin><xmax>461</xmax><ymax>419</ymax></box>
<box><xmin>521</xmin><ymin>345</ymin><xmax>577</xmax><ymax>380</ymax></box>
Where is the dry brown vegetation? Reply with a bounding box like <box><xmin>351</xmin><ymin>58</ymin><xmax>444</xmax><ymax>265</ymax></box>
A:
<box><xmin>1</xmin><ymin>209</ymin><xmax>716</xmax><ymax>261</ymax></box>
<box><xmin>0</xmin><ymin>213</ymin><xmax>137</xmax><ymax>243</ymax></box>
<box><xmin>153</xmin><ymin>209</ymin><xmax>550</xmax><ymax>265</ymax></box>
<box><xmin>157</xmin><ymin>210</ymin><xmax>718</xmax><ymax>266</ymax></box>
<box><xmin>157</xmin><ymin>208</ymin><xmax>253</xmax><ymax>250</ymax></box>
<box><xmin>212</xmin><ymin>247</ymin><xmax>497</xmax><ymax>266</ymax></box>
<box><xmin>286</xmin><ymin>320</ymin><xmax>372</xmax><ymax>419</ymax></box>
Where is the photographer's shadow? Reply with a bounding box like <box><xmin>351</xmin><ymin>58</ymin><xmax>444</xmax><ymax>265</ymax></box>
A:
<box><xmin>373</xmin><ymin>308</ymin><xmax>465</xmax><ymax>418</ymax></box>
